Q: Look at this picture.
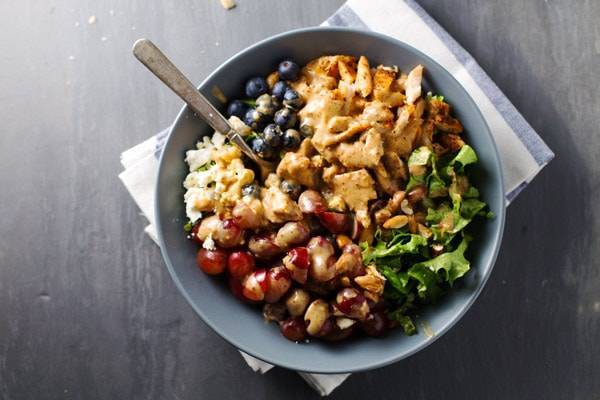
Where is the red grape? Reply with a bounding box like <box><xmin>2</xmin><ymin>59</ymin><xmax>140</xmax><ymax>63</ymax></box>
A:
<box><xmin>242</xmin><ymin>269</ymin><xmax>269</xmax><ymax>302</ymax></box>
<box><xmin>316</xmin><ymin>211</ymin><xmax>350</xmax><ymax>234</ymax></box>
<box><xmin>227</xmin><ymin>251</ymin><xmax>256</xmax><ymax>280</ymax></box>
<box><xmin>197</xmin><ymin>248</ymin><xmax>228</xmax><ymax>275</ymax></box>
<box><xmin>360</xmin><ymin>312</ymin><xmax>387</xmax><ymax>337</ymax></box>
<box><xmin>280</xmin><ymin>317</ymin><xmax>307</xmax><ymax>342</ymax></box>
<box><xmin>298</xmin><ymin>190</ymin><xmax>326</xmax><ymax>214</ymax></box>
<box><xmin>288</xmin><ymin>247</ymin><xmax>309</xmax><ymax>269</ymax></box>
<box><xmin>248</xmin><ymin>233</ymin><xmax>283</xmax><ymax>259</ymax></box>
<box><xmin>215</xmin><ymin>219</ymin><xmax>244</xmax><ymax>248</ymax></box>
<box><xmin>264</xmin><ymin>266</ymin><xmax>292</xmax><ymax>303</ymax></box>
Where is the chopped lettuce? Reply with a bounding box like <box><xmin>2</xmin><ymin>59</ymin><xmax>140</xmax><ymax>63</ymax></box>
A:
<box><xmin>388</xmin><ymin>311</ymin><xmax>417</xmax><ymax>335</ymax></box>
<box><xmin>461</xmin><ymin>198</ymin><xmax>487</xmax><ymax>219</ymax></box>
<box><xmin>412</xmin><ymin>236</ymin><xmax>471</xmax><ymax>286</ymax></box>
<box><xmin>453</xmin><ymin>145</ymin><xmax>478</xmax><ymax>171</ymax></box>
<box><xmin>428</xmin><ymin>190</ymin><xmax>487</xmax><ymax>244</ymax></box>
<box><xmin>362</xmin><ymin>233</ymin><xmax>428</xmax><ymax>264</ymax></box>
<box><xmin>408</xmin><ymin>146</ymin><xmax>432</xmax><ymax>168</ymax></box>
<box><xmin>427</xmin><ymin>154</ymin><xmax>448</xmax><ymax>198</ymax></box>
<box><xmin>406</xmin><ymin>175</ymin><xmax>425</xmax><ymax>191</ymax></box>
<box><xmin>387</xmin><ymin>293</ymin><xmax>417</xmax><ymax>335</ymax></box>
<box><xmin>363</xmin><ymin>143</ymin><xmax>489</xmax><ymax>336</ymax></box>
<box><xmin>407</xmin><ymin>146</ymin><xmax>433</xmax><ymax>191</ymax></box>
<box><xmin>378</xmin><ymin>265</ymin><xmax>411</xmax><ymax>295</ymax></box>
<box><xmin>442</xmin><ymin>144</ymin><xmax>478</xmax><ymax>177</ymax></box>
<box><xmin>407</xmin><ymin>264</ymin><xmax>443</xmax><ymax>303</ymax></box>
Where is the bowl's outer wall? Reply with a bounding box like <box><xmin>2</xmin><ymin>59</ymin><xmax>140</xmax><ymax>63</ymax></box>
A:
<box><xmin>156</xmin><ymin>28</ymin><xmax>505</xmax><ymax>373</ymax></box>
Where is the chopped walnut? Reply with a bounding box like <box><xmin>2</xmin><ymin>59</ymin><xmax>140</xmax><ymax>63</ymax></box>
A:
<box><xmin>355</xmin><ymin>265</ymin><xmax>386</xmax><ymax>298</ymax></box>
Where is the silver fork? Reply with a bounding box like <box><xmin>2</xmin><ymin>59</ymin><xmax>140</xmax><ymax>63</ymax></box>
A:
<box><xmin>132</xmin><ymin>38</ymin><xmax>275</xmax><ymax>180</ymax></box>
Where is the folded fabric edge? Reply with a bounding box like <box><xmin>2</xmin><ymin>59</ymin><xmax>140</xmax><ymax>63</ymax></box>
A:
<box><xmin>298</xmin><ymin>372</ymin><xmax>351</xmax><ymax>397</ymax></box>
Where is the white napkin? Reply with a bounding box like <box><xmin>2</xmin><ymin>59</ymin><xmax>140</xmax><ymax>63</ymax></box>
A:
<box><xmin>119</xmin><ymin>0</ymin><xmax>553</xmax><ymax>395</ymax></box>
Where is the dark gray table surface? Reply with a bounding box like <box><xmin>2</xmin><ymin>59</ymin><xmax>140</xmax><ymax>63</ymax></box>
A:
<box><xmin>1</xmin><ymin>0</ymin><xmax>599</xmax><ymax>399</ymax></box>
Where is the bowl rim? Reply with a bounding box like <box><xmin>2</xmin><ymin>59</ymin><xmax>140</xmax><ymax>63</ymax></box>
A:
<box><xmin>154</xmin><ymin>26</ymin><xmax>506</xmax><ymax>373</ymax></box>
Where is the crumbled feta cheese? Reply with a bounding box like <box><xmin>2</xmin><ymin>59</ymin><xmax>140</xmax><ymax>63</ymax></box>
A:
<box><xmin>202</xmin><ymin>234</ymin><xmax>216</xmax><ymax>250</ymax></box>
<box><xmin>183</xmin><ymin>169</ymin><xmax>215</xmax><ymax>190</ymax></box>
<box><xmin>186</xmin><ymin>202</ymin><xmax>202</xmax><ymax>223</ymax></box>
<box><xmin>185</xmin><ymin>149</ymin><xmax>212</xmax><ymax>172</ymax></box>
<box><xmin>212</xmin><ymin>131</ymin><xmax>226</xmax><ymax>147</ymax></box>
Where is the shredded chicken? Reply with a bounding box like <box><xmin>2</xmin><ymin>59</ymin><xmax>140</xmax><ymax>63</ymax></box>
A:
<box><xmin>355</xmin><ymin>56</ymin><xmax>373</xmax><ymax>97</ymax></box>
<box><xmin>276</xmin><ymin>152</ymin><xmax>320</xmax><ymax>188</ymax></box>
<box><xmin>405</xmin><ymin>64</ymin><xmax>424</xmax><ymax>105</ymax></box>
<box><xmin>334</xmin><ymin>130</ymin><xmax>384</xmax><ymax>169</ymax></box>
<box><xmin>383</xmin><ymin>107</ymin><xmax>422</xmax><ymax>159</ymax></box>
<box><xmin>332</xmin><ymin>169</ymin><xmax>377</xmax><ymax>228</ymax></box>
<box><xmin>373</xmin><ymin>66</ymin><xmax>405</xmax><ymax>107</ymax></box>
<box><xmin>261</xmin><ymin>174</ymin><xmax>303</xmax><ymax>223</ymax></box>
<box><xmin>428</xmin><ymin>98</ymin><xmax>463</xmax><ymax>133</ymax></box>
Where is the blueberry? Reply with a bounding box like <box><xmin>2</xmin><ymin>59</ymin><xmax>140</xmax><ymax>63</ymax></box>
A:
<box><xmin>255</xmin><ymin>94</ymin><xmax>277</xmax><ymax>116</ymax></box>
<box><xmin>278</xmin><ymin>60</ymin><xmax>300</xmax><ymax>81</ymax></box>
<box><xmin>299</xmin><ymin>123</ymin><xmax>314</xmax><ymax>138</ymax></box>
<box><xmin>243</xmin><ymin>108</ymin><xmax>267</xmax><ymax>131</ymax></box>
<box><xmin>271</xmin><ymin>96</ymin><xmax>282</xmax><ymax>110</ymax></box>
<box><xmin>251</xmin><ymin>137</ymin><xmax>275</xmax><ymax>160</ymax></box>
<box><xmin>263</xmin><ymin>124</ymin><xmax>282</xmax><ymax>148</ymax></box>
<box><xmin>282</xmin><ymin>129</ymin><xmax>302</xmax><ymax>149</ymax></box>
<box><xmin>283</xmin><ymin>89</ymin><xmax>303</xmax><ymax>110</ymax></box>
<box><xmin>280</xmin><ymin>180</ymin><xmax>302</xmax><ymax>200</ymax></box>
<box><xmin>271</xmin><ymin>81</ymin><xmax>289</xmax><ymax>100</ymax></box>
<box><xmin>242</xmin><ymin>183</ymin><xmax>260</xmax><ymax>198</ymax></box>
<box><xmin>245</xmin><ymin>77</ymin><xmax>268</xmax><ymax>98</ymax></box>
<box><xmin>273</xmin><ymin>108</ymin><xmax>297</xmax><ymax>129</ymax></box>
<box><xmin>226</xmin><ymin>100</ymin><xmax>248</xmax><ymax>119</ymax></box>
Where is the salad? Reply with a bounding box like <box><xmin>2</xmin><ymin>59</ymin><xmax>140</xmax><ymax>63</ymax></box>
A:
<box><xmin>182</xmin><ymin>55</ymin><xmax>491</xmax><ymax>342</ymax></box>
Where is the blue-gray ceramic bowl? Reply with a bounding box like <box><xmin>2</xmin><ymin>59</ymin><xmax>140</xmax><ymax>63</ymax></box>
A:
<box><xmin>155</xmin><ymin>27</ymin><xmax>505</xmax><ymax>374</ymax></box>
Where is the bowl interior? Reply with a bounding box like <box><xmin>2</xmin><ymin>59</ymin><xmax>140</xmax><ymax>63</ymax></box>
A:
<box><xmin>155</xmin><ymin>27</ymin><xmax>505</xmax><ymax>373</ymax></box>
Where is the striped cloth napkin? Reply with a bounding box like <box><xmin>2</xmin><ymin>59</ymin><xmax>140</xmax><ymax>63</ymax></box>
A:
<box><xmin>119</xmin><ymin>0</ymin><xmax>553</xmax><ymax>395</ymax></box>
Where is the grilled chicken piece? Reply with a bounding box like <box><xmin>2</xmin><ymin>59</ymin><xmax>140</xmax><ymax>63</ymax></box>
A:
<box><xmin>405</xmin><ymin>64</ymin><xmax>424</xmax><ymax>105</ymax></box>
<box><xmin>332</xmin><ymin>169</ymin><xmax>377</xmax><ymax>228</ymax></box>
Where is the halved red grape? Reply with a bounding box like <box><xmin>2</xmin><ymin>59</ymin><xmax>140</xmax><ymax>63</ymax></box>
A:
<box><xmin>283</xmin><ymin>247</ymin><xmax>310</xmax><ymax>284</ymax></box>
<box><xmin>360</xmin><ymin>312</ymin><xmax>387</xmax><ymax>337</ymax></box>
<box><xmin>248</xmin><ymin>233</ymin><xmax>283</xmax><ymax>259</ymax></box>
<box><xmin>264</xmin><ymin>266</ymin><xmax>292</xmax><ymax>303</ymax></box>
<box><xmin>280</xmin><ymin>317</ymin><xmax>307</xmax><ymax>342</ymax></box>
<box><xmin>216</xmin><ymin>219</ymin><xmax>244</xmax><ymax>248</ymax></box>
<box><xmin>350</xmin><ymin>216</ymin><xmax>363</xmax><ymax>241</ymax></box>
<box><xmin>275</xmin><ymin>221</ymin><xmax>310</xmax><ymax>249</ymax></box>
<box><xmin>335</xmin><ymin>288</ymin><xmax>369</xmax><ymax>320</ymax></box>
<box><xmin>232</xmin><ymin>202</ymin><xmax>262</xmax><ymax>230</ymax></box>
<box><xmin>316</xmin><ymin>211</ymin><xmax>350</xmax><ymax>234</ymax></box>
<box><xmin>307</xmin><ymin>236</ymin><xmax>336</xmax><ymax>282</ymax></box>
<box><xmin>298</xmin><ymin>190</ymin><xmax>326</xmax><ymax>214</ymax></box>
<box><xmin>288</xmin><ymin>247</ymin><xmax>309</xmax><ymax>269</ymax></box>
<box><xmin>242</xmin><ymin>269</ymin><xmax>269</xmax><ymax>302</ymax></box>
